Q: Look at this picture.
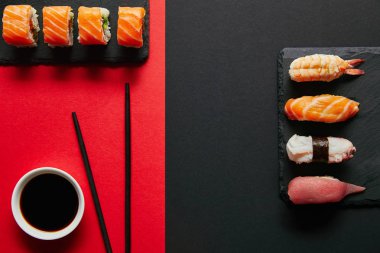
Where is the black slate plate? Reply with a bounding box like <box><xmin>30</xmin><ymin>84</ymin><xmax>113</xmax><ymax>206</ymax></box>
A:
<box><xmin>278</xmin><ymin>47</ymin><xmax>380</xmax><ymax>206</ymax></box>
<box><xmin>0</xmin><ymin>0</ymin><xmax>149</xmax><ymax>65</ymax></box>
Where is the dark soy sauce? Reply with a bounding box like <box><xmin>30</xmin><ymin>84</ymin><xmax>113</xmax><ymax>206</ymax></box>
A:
<box><xmin>20</xmin><ymin>174</ymin><xmax>79</xmax><ymax>232</ymax></box>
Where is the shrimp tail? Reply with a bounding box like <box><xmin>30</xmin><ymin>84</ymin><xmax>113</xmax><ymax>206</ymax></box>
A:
<box><xmin>345</xmin><ymin>69</ymin><xmax>365</xmax><ymax>75</ymax></box>
<box><xmin>347</xmin><ymin>58</ymin><xmax>365</xmax><ymax>67</ymax></box>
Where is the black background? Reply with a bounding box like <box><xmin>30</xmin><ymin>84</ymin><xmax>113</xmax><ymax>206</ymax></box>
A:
<box><xmin>167</xmin><ymin>1</ymin><xmax>380</xmax><ymax>253</ymax></box>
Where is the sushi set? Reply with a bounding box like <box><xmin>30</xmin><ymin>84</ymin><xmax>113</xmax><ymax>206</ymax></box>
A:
<box><xmin>278</xmin><ymin>47</ymin><xmax>380</xmax><ymax>206</ymax></box>
<box><xmin>0</xmin><ymin>0</ymin><xmax>149</xmax><ymax>64</ymax></box>
<box><xmin>3</xmin><ymin>5</ymin><xmax>145</xmax><ymax>48</ymax></box>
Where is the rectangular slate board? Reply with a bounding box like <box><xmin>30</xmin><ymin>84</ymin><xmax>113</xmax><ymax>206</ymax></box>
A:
<box><xmin>278</xmin><ymin>47</ymin><xmax>380</xmax><ymax>206</ymax></box>
<box><xmin>0</xmin><ymin>0</ymin><xmax>149</xmax><ymax>65</ymax></box>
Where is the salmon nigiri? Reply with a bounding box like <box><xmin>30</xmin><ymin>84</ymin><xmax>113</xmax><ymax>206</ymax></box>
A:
<box><xmin>288</xmin><ymin>176</ymin><xmax>365</xmax><ymax>204</ymax></box>
<box><xmin>284</xmin><ymin>94</ymin><xmax>359</xmax><ymax>123</ymax></box>
<box><xmin>43</xmin><ymin>6</ymin><xmax>74</xmax><ymax>47</ymax></box>
<box><xmin>2</xmin><ymin>5</ymin><xmax>40</xmax><ymax>47</ymax></box>
<box><xmin>78</xmin><ymin>7</ymin><xmax>111</xmax><ymax>45</ymax></box>
<box><xmin>117</xmin><ymin>7</ymin><xmax>146</xmax><ymax>48</ymax></box>
<box><xmin>289</xmin><ymin>54</ymin><xmax>364</xmax><ymax>82</ymax></box>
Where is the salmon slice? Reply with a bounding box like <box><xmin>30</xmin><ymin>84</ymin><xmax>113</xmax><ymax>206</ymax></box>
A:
<box><xmin>2</xmin><ymin>5</ymin><xmax>39</xmax><ymax>47</ymax></box>
<box><xmin>284</xmin><ymin>94</ymin><xmax>359</xmax><ymax>123</ymax></box>
<box><xmin>78</xmin><ymin>6</ymin><xmax>110</xmax><ymax>45</ymax></box>
<box><xmin>117</xmin><ymin>7</ymin><xmax>146</xmax><ymax>48</ymax></box>
<box><xmin>43</xmin><ymin>6</ymin><xmax>73</xmax><ymax>47</ymax></box>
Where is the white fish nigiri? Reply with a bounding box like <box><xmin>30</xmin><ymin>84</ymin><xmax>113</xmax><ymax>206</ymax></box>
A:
<box><xmin>288</xmin><ymin>176</ymin><xmax>365</xmax><ymax>204</ymax></box>
<box><xmin>286</xmin><ymin>134</ymin><xmax>356</xmax><ymax>164</ymax></box>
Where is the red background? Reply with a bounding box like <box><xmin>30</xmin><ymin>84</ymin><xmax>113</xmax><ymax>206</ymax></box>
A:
<box><xmin>0</xmin><ymin>1</ymin><xmax>165</xmax><ymax>252</ymax></box>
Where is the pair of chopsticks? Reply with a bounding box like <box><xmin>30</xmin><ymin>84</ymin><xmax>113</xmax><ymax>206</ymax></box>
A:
<box><xmin>72</xmin><ymin>83</ymin><xmax>131</xmax><ymax>253</ymax></box>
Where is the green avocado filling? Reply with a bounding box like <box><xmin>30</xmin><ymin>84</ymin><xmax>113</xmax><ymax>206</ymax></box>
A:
<box><xmin>70</xmin><ymin>12</ymin><xmax>74</xmax><ymax>30</ymax></box>
<box><xmin>33</xmin><ymin>29</ymin><xmax>38</xmax><ymax>42</ymax></box>
<box><xmin>102</xmin><ymin>16</ymin><xmax>109</xmax><ymax>31</ymax></box>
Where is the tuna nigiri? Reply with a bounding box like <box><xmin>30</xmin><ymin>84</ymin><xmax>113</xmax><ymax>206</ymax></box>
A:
<box><xmin>289</xmin><ymin>54</ymin><xmax>364</xmax><ymax>82</ymax></box>
<box><xmin>286</xmin><ymin>134</ymin><xmax>356</xmax><ymax>164</ymax></box>
<box><xmin>288</xmin><ymin>176</ymin><xmax>365</xmax><ymax>204</ymax></box>
<box><xmin>2</xmin><ymin>5</ymin><xmax>40</xmax><ymax>47</ymax></box>
<box><xmin>117</xmin><ymin>7</ymin><xmax>146</xmax><ymax>48</ymax></box>
<box><xmin>78</xmin><ymin>7</ymin><xmax>111</xmax><ymax>45</ymax></box>
<box><xmin>43</xmin><ymin>6</ymin><xmax>74</xmax><ymax>47</ymax></box>
<box><xmin>284</xmin><ymin>94</ymin><xmax>359</xmax><ymax>123</ymax></box>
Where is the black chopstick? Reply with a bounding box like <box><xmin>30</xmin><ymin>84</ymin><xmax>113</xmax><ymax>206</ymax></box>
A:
<box><xmin>72</xmin><ymin>112</ymin><xmax>113</xmax><ymax>253</ymax></box>
<box><xmin>125</xmin><ymin>83</ymin><xmax>131</xmax><ymax>253</ymax></box>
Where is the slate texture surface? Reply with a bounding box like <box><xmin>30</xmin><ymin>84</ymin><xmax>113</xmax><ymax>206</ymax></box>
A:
<box><xmin>279</xmin><ymin>47</ymin><xmax>380</xmax><ymax>206</ymax></box>
<box><xmin>0</xmin><ymin>0</ymin><xmax>149</xmax><ymax>64</ymax></box>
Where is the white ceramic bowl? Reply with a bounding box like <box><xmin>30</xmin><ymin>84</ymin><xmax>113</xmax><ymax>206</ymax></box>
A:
<box><xmin>11</xmin><ymin>167</ymin><xmax>85</xmax><ymax>240</ymax></box>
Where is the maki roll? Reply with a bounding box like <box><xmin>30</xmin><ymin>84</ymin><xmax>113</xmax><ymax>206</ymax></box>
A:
<box><xmin>43</xmin><ymin>6</ymin><xmax>74</xmax><ymax>47</ymax></box>
<box><xmin>117</xmin><ymin>7</ymin><xmax>146</xmax><ymax>48</ymax></box>
<box><xmin>2</xmin><ymin>5</ymin><xmax>40</xmax><ymax>47</ymax></box>
<box><xmin>78</xmin><ymin>6</ymin><xmax>111</xmax><ymax>45</ymax></box>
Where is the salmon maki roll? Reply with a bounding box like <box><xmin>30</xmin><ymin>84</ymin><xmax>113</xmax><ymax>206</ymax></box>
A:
<box><xmin>78</xmin><ymin>7</ymin><xmax>111</xmax><ymax>45</ymax></box>
<box><xmin>2</xmin><ymin>5</ymin><xmax>40</xmax><ymax>47</ymax></box>
<box><xmin>42</xmin><ymin>6</ymin><xmax>74</xmax><ymax>47</ymax></box>
<box><xmin>117</xmin><ymin>7</ymin><xmax>146</xmax><ymax>48</ymax></box>
<box><xmin>284</xmin><ymin>95</ymin><xmax>359</xmax><ymax>123</ymax></box>
<box><xmin>289</xmin><ymin>54</ymin><xmax>364</xmax><ymax>82</ymax></box>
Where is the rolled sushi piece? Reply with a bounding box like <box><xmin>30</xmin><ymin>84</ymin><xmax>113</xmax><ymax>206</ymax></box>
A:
<box><xmin>117</xmin><ymin>7</ymin><xmax>146</xmax><ymax>48</ymax></box>
<box><xmin>286</xmin><ymin>134</ymin><xmax>356</xmax><ymax>164</ymax></box>
<box><xmin>2</xmin><ymin>5</ymin><xmax>40</xmax><ymax>47</ymax></box>
<box><xmin>78</xmin><ymin>6</ymin><xmax>111</xmax><ymax>45</ymax></box>
<box><xmin>43</xmin><ymin>6</ymin><xmax>74</xmax><ymax>47</ymax></box>
<box><xmin>288</xmin><ymin>176</ymin><xmax>365</xmax><ymax>205</ymax></box>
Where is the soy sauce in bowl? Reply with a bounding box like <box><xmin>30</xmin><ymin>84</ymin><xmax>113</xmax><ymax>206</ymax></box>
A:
<box><xmin>20</xmin><ymin>174</ymin><xmax>79</xmax><ymax>232</ymax></box>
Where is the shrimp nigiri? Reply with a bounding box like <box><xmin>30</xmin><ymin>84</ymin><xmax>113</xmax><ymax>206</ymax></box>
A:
<box><xmin>288</xmin><ymin>176</ymin><xmax>365</xmax><ymax>204</ymax></box>
<box><xmin>289</xmin><ymin>54</ymin><xmax>364</xmax><ymax>82</ymax></box>
<box><xmin>284</xmin><ymin>94</ymin><xmax>359</xmax><ymax>123</ymax></box>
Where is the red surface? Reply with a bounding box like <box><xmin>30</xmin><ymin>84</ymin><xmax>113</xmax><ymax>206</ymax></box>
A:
<box><xmin>0</xmin><ymin>1</ymin><xmax>165</xmax><ymax>252</ymax></box>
